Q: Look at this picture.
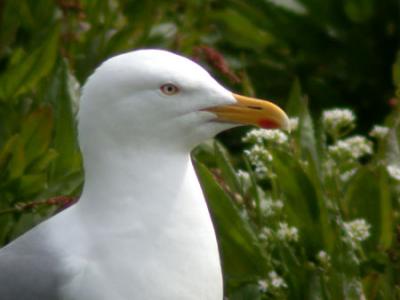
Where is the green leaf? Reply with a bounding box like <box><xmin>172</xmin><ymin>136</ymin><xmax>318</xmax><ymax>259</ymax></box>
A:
<box><xmin>298</xmin><ymin>97</ymin><xmax>319</xmax><ymax>170</ymax></box>
<box><xmin>214</xmin><ymin>141</ymin><xmax>242</xmax><ymax>195</ymax></box>
<box><xmin>212</xmin><ymin>8</ymin><xmax>273</xmax><ymax>50</ymax></box>
<box><xmin>285</xmin><ymin>78</ymin><xmax>302</xmax><ymax>117</ymax></box>
<box><xmin>0</xmin><ymin>2</ymin><xmax>20</xmax><ymax>59</ymax></box>
<box><xmin>384</xmin><ymin>125</ymin><xmax>400</xmax><ymax>168</ymax></box>
<box><xmin>18</xmin><ymin>173</ymin><xmax>47</xmax><ymax>197</ymax></box>
<box><xmin>0</xmin><ymin>135</ymin><xmax>19</xmax><ymax>171</ymax></box>
<box><xmin>272</xmin><ymin>151</ymin><xmax>325</xmax><ymax>252</ymax></box>
<box><xmin>392</xmin><ymin>50</ymin><xmax>400</xmax><ymax>93</ymax></box>
<box><xmin>47</xmin><ymin>60</ymin><xmax>82</xmax><ymax>182</ymax></box>
<box><xmin>378</xmin><ymin>168</ymin><xmax>392</xmax><ymax>249</ymax></box>
<box><xmin>39</xmin><ymin>171</ymin><xmax>83</xmax><ymax>199</ymax></box>
<box><xmin>8</xmin><ymin>212</ymin><xmax>45</xmax><ymax>241</ymax></box>
<box><xmin>344</xmin><ymin>0</ymin><xmax>374</xmax><ymax>23</ymax></box>
<box><xmin>243</xmin><ymin>157</ymin><xmax>262</xmax><ymax>222</ymax></box>
<box><xmin>344</xmin><ymin>167</ymin><xmax>393</xmax><ymax>250</ymax></box>
<box><xmin>228</xmin><ymin>283</ymin><xmax>261</xmax><ymax>300</ymax></box>
<box><xmin>29</xmin><ymin>148</ymin><xmax>58</xmax><ymax>173</ymax></box>
<box><xmin>7</xmin><ymin>136</ymin><xmax>25</xmax><ymax>180</ymax></box>
<box><xmin>0</xmin><ymin>213</ymin><xmax>13</xmax><ymax>246</ymax></box>
<box><xmin>20</xmin><ymin>107</ymin><xmax>53</xmax><ymax>166</ymax></box>
<box><xmin>195</xmin><ymin>161</ymin><xmax>268</xmax><ymax>281</ymax></box>
<box><xmin>0</xmin><ymin>26</ymin><xmax>59</xmax><ymax>100</ymax></box>
<box><xmin>286</xmin><ymin>79</ymin><xmax>320</xmax><ymax>174</ymax></box>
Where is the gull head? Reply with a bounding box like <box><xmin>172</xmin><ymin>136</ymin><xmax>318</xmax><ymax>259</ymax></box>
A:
<box><xmin>79</xmin><ymin>49</ymin><xmax>289</xmax><ymax>153</ymax></box>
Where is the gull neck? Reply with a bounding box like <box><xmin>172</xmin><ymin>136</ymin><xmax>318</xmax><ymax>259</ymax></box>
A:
<box><xmin>75</xmin><ymin>143</ymin><xmax>196</xmax><ymax>222</ymax></box>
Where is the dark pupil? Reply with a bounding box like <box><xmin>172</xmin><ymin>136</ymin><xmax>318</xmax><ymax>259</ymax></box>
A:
<box><xmin>167</xmin><ymin>86</ymin><xmax>173</xmax><ymax>92</ymax></box>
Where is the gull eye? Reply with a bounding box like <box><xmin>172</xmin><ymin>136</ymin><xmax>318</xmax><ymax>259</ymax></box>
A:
<box><xmin>160</xmin><ymin>83</ymin><xmax>179</xmax><ymax>95</ymax></box>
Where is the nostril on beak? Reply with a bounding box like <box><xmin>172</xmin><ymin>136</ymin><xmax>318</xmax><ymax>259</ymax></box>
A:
<box><xmin>247</xmin><ymin>105</ymin><xmax>263</xmax><ymax>110</ymax></box>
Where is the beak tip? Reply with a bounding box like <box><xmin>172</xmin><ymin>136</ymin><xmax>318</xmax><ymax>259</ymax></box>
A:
<box><xmin>214</xmin><ymin>93</ymin><xmax>291</xmax><ymax>131</ymax></box>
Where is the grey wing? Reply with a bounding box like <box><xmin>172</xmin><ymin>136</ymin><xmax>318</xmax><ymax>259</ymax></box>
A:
<box><xmin>0</xmin><ymin>244</ymin><xmax>61</xmax><ymax>300</ymax></box>
<box><xmin>0</xmin><ymin>209</ymin><xmax>88</xmax><ymax>300</ymax></box>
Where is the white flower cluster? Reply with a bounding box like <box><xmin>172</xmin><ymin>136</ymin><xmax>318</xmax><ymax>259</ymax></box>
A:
<box><xmin>242</xmin><ymin>128</ymin><xmax>289</xmax><ymax>179</ymax></box>
<box><xmin>259</xmin><ymin>227</ymin><xmax>272</xmax><ymax>242</ymax></box>
<box><xmin>257</xmin><ymin>271</ymin><xmax>287</xmax><ymax>293</ymax></box>
<box><xmin>242</xmin><ymin>128</ymin><xmax>288</xmax><ymax>145</ymax></box>
<box><xmin>369</xmin><ymin>125</ymin><xmax>389</xmax><ymax>139</ymax></box>
<box><xmin>328</xmin><ymin>135</ymin><xmax>372</xmax><ymax>160</ymax></box>
<box><xmin>340</xmin><ymin>168</ymin><xmax>357</xmax><ymax>182</ymax></box>
<box><xmin>268</xmin><ymin>271</ymin><xmax>287</xmax><ymax>289</ymax></box>
<box><xmin>343</xmin><ymin>219</ymin><xmax>371</xmax><ymax>246</ymax></box>
<box><xmin>257</xmin><ymin>279</ymin><xmax>268</xmax><ymax>293</ymax></box>
<box><xmin>236</xmin><ymin>169</ymin><xmax>250</xmax><ymax>182</ymax></box>
<box><xmin>236</xmin><ymin>169</ymin><xmax>251</xmax><ymax>191</ymax></box>
<box><xmin>387</xmin><ymin>165</ymin><xmax>400</xmax><ymax>181</ymax></box>
<box><xmin>271</xmin><ymin>199</ymin><xmax>284</xmax><ymax>210</ymax></box>
<box><xmin>244</xmin><ymin>145</ymin><xmax>273</xmax><ymax>163</ymax></box>
<box><xmin>322</xmin><ymin>108</ymin><xmax>356</xmax><ymax>137</ymax></box>
<box><xmin>323</xmin><ymin>159</ymin><xmax>335</xmax><ymax>176</ymax></box>
<box><xmin>254</xmin><ymin>164</ymin><xmax>269</xmax><ymax>179</ymax></box>
<box><xmin>262</xmin><ymin>197</ymin><xmax>284</xmax><ymax>217</ymax></box>
<box><xmin>277</xmin><ymin>222</ymin><xmax>299</xmax><ymax>242</ymax></box>
<box><xmin>244</xmin><ymin>145</ymin><xmax>273</xmax><ymax>178</ymax></box>
<box><xmin>316</xmin><ymin>250</ymin><xmax>331</xmax><ymax>268</ymax></box>
<box><xmin>346</xmin><ymin>279</ymin><xmax>366</xmax><ymax>299</ymax></box>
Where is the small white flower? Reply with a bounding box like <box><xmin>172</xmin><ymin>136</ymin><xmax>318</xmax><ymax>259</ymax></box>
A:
<box><xmin>277</xmin><ymin>222</ymin><xmax>299</xmax><ymax>242</ymax></box>
<box><xmin>328</xmin><ymin>135</ymin><xmax>372</xmax><ymax>160</ymax></box>
<box><xmin>261</xmin><ymin>198</ymin><xmax>273</xmax><ymax>217</ymax></box>
<box><xmin>269</xmin><ymin>271</ymin><xmax>287</xmax><ymax>289</ymax></box>
<box><xmin>263</xmin><ymin>130</ymin><xmax>288</xmax><ymax>145</ymax></box>
<box><xmin>242</xmin><ymin>129</ymin><xmax>264</xmax><ymax>144</ymax></box>
<box><xmin>288</xmin><ymin>117</ymin><xmax>299</xmax><ymax>131</ymax></box>
<box><xmin>343</xmin><ymin>219</ymin><xmax>371</xmax><ymax>246</ymax></box>
<box><xmin>244</xmin><ymin>145</ymin><xmax>275</xmax><ymax>179</ymax></box>
<box><xmin>259</xmin><ymin>227</ymin><xmax>272</xmax><ymax>241</ymax></box>
<box><xmin>323</xmin><ymin>159</ymin><xmax>336</xmax><ymax>175</ymax></box>
<box><xmin>316</xmin><ymin>250</ymin><xmax>331</xmax><ymax>267</ymax></box>
<box><xmin>340</xmin><ymin>168</ymin><xmax>357</xmax><ymax>182</ymax></box>
<box><xmin>387</xmin><ymin>165</ymin><xmax>400</xmax><ymax>181</ymax></box>
<box><xmin>272</xmin><ymin>200</ymin><xmax>284</xmax><ymax>210</ymax></box>
<box><xmin>261</xmin><ymin>197</ymin><xmax>284</xmax><ymax>217</ymax></box>
<box><xmin>322</xmin><ymin>108</ymin><xmax>356</xmax><ymax>136</ymax></box>
<box><xmin>300</xmin><ymin>160</ymin><xmax>309</xmax><ymax>168</ymax></box>
<box><xmin>258</xmin><ymin>279</ymin><xmax>268</xmax><ymax>292</ymax></box>
<box><xmin>244</xmin><ymin>145</ymin><xmax>273</xmax><ymax>163</ymax></box>
<box><xmin>236</xmin><ymin>169</ymin><xmax>250</xmax><ymax>183</ymax></box>
<box><xmin>258</xmin><ymin>272</ymin><xmax>287</xmax><ymax>293</ymax></box>
<box><xmin>254</xmin><ymin>163</ymin><xmax>270</xmax><ymax>179</ymax></box>
<box><xmin>242</xmin><ymin>128</ymin><xmax>288</xmax><ymax>145</ymax></box>
<box><xmin>369</xmin><ymin>125</ymin><xmax>389</xmax><ymax>139</ymax></box>
<box><xmin>345</xmin><ymin>279</ymin><xmax>366</xmax><ymax>300</ymax></box>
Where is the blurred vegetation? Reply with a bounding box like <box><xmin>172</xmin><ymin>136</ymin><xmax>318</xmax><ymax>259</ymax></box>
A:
<box><xmin>0</xmin><ymin>0</ymin><xmax>399</xmax><ymax>299</ymax></box>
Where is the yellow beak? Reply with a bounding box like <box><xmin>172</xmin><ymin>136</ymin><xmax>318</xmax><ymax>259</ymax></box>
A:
<box><xmin>205</xmin><ymin>93</ymin><xmax>289</xmax><ymax>130</ymax></box>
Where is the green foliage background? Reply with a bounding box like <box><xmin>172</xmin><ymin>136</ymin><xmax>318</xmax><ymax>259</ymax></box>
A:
<box><xmin>0</xmin><ymin>0</ymin><xmax>399</xmax><ymax>299</ymax></box>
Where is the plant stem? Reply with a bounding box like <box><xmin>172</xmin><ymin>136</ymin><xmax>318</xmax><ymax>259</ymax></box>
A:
<box><xmin>0</xmin><ymin>196</ymin><xmax>77</xmax><ymax>216</ymax></box>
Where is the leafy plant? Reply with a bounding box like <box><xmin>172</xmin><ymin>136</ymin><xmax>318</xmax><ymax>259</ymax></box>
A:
<box><xmin>194</xmin><ymin>81</ymin><xmax>400</xmax><ymax>298</ymax></box>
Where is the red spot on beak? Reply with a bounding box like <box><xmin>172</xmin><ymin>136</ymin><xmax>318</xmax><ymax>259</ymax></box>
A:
<box><xmin>258</xmin><ymin>119</ymin><xmax>279</xmax><ymax>129</ymax></box>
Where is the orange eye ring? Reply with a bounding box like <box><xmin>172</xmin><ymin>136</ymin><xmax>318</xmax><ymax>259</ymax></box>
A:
<box><xmin>160</xmin><ymin>83</ymin><xmax>179</xmax><ymax>95</ymax></box>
